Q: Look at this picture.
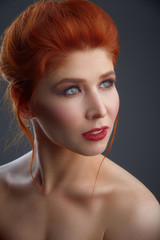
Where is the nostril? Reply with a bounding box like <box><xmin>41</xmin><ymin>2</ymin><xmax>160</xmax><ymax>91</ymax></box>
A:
<box><xmin>86</xmin><ymin>107</ymin><xmax>107</xmax><ymax>120</ymax></box>
<box><xmin>93</xmin><ymin>113</ymin><xmax>104</xmax><ymax>119</ymax></box>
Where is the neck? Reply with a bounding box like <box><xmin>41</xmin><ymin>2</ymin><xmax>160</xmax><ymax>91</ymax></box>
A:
<box><xmin>32</xmin><ymin>125</ymin><xmax>102</xmax><ymax>196</ymax></box>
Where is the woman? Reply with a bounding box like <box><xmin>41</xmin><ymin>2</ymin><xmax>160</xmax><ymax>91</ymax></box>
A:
<box><xmin>0</xmin><ymin>0</ymin><xmax>159</xmax><ymax>239</ymax></box>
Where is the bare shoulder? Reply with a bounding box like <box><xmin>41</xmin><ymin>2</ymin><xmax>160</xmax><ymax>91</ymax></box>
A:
<box><xmin>101</xmin><ymin>157</ymin><xmax>160</xmax><ymax>240</ymax></box>
<box><xmin>0</xmin><ymin>151</ymin><xmax>32</xmax><ymax>194</ymax></box>
<box><xmin>0</xmin><ymin>151</ymin><xmax>32</xmax><ymax>176</ymax></box>
<box><xmin>101</xmin><ymin>157</ymin><xmax>159</xmax><ymax>202</ymax></box>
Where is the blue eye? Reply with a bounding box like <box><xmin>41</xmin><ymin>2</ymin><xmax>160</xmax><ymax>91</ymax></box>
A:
<box><xmin>100</xmin><ymin>79</ymin><xmax>114</xmax><ymax>88</ymax></box>
<box><xmin>63</xmin><ymin>86</ymin><xmax>79</xmax><ymax>96</ymax></box>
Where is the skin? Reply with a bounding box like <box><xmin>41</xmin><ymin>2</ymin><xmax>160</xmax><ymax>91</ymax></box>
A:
<box><xmin>0</xmin><ymin>48</ymin><xmax>160</xmax><ymax>240</ymax></box>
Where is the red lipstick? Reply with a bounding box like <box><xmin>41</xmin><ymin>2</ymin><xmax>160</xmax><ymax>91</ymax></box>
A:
<box><xmin>82</xmin><ymin>126</ymin><xmax>108</xmax><ymax>141</ymax></box>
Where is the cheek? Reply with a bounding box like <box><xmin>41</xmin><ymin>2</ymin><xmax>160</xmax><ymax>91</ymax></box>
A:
<box><xmin>51</xmin><ymin>104</ymin><xmax>80</xmax><ymax>128</ymax></box>
<box><xmin>35</xmin><ymin>100</ymin><xmax>81</xmax><ymax>130</ymax></box>
<box><xmin>108</xmin><ymin>89</ymin><xmax>120</xmax><ymax>119</ymax></box>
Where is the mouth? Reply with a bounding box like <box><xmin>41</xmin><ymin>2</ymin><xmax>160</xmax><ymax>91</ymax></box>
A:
<box><xmin>82</xmin><ymin>126</ymin><xmax>108</xmax><ymax>141</ymax></box>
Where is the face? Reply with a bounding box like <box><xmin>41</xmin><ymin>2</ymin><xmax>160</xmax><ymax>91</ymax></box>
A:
<box><xmin>31</xmin><ymin>48</ymin><xmax>119</xmax><ymax>156</ymax></box>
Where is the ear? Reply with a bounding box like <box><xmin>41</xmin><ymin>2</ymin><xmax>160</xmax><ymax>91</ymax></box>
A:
<box><xmin>19</xmin><ymin>103</ymin><xmax>34</xmax><ymax>120</ymax></box>
<box><xmin>11</xmin><ymin>88</ymin><xmax>35</xmax><ymax>120</ymax></box>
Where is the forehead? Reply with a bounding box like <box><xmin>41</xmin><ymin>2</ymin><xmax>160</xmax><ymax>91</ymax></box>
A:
<box><xmin>45</xmin><ymin>48</ymin><xmax>114</xmax><ymax>81</ymax></box>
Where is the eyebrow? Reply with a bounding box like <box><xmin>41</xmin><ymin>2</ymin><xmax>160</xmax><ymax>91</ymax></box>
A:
<box><xmin>52</xmin><ymin>71</ymin><xmax>115</xmax><ymax>87</ymax></box>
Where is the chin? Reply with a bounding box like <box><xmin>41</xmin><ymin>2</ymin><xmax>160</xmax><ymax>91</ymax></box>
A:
<box><xmin>74</xmin><ymin>144</ymin><xmax>107</xmax><ymax>157</ymax></box>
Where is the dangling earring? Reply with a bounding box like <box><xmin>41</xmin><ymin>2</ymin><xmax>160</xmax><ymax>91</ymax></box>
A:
<box><xmin>27</xmin><ymin>118</ymin><xmax>32</xmax><ymax>131</ymax></box>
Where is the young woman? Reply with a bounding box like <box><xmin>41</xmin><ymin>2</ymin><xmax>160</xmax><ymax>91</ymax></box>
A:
<box><xmin>0</xmin><ymin>0</ymin><xmax>159</xmax><ymax>239</ymax></box>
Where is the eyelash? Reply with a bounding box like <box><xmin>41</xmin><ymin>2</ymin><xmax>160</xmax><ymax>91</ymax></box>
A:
<box><xmin>99</xmin><ymin>79</ymin><xmax>115</xmax><ymax>89</ymax></box>
<box><xmin>61</xmin><ymin>79</ymin><xmax>115</xmax><ymax>96</ymax></box>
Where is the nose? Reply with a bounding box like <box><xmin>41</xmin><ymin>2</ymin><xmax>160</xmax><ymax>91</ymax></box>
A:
<box><xmin>85</xmin><ymin>91</ymin><xmax>107</xmax><ymax>120</ymax></box>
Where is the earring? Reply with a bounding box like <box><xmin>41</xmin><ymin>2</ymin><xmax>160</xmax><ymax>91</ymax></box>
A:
<box><xmin>27</xmin><ymin>119</ymin><xmax>32</xmax><ymax>131</ymax></box>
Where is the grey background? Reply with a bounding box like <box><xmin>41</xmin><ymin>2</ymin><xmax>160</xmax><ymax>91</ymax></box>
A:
<box><xmin>0</xmin><ymin>0</ymin><xmax>159</xmax><ymax>202</ymax></box>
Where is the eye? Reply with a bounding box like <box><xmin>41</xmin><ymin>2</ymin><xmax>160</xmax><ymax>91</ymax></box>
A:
<box><xmin>99</xmin><ymin>79</ymin><xmax>115</xmax><ymax>88</ymax></box>
<box><xmin>62</xmin><ymin>86</ymin><xmax>79</xmax><ymax>96</ymax></box>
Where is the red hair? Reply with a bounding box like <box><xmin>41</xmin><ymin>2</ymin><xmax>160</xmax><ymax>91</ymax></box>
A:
<box><xmin>0</xmin><ymin>0</ymin><xmax>120</xmax><ymax>196</ymax></box>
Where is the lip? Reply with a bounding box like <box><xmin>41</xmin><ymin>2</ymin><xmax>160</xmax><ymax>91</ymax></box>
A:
<box><xmin>82</xmin><ymin>126</ymin><xmax>108</xmax><ymax>141</ymax></box>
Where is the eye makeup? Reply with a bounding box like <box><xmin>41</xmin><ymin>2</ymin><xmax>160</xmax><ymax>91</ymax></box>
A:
<box><xmin>59</xmin><ymin>77</ymin><xmax>116</xmax><ymax>97</ymax></box>
<box><xmin>99</xmin><ymin>77</ymin><xmax>116</xmax><ymax>89</ymax></box>
<box><xmin>50</xmin><ymin>71</ymin><xmax>116</xmax><ymax>97</ymax></box>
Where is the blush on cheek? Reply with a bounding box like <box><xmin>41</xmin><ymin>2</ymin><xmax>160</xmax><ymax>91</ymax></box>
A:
<box><xmin>113</xmin><ymin>91</ymin><xmax>120</xmax><ymax>117</ymax></box>
<box><xmin>108</xmin><ymin>91</ymin><xmax>119</xmax><ymax>122</ymax></box>
<box><xmin>52</xmin><ymin>107</ymin><xmax>72</xmax><ymax>127</ymax></box>
<box><xmin>44</xmin><ymin>103</ymin><xmax>81</xmax><ymax>130</ymax></box>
